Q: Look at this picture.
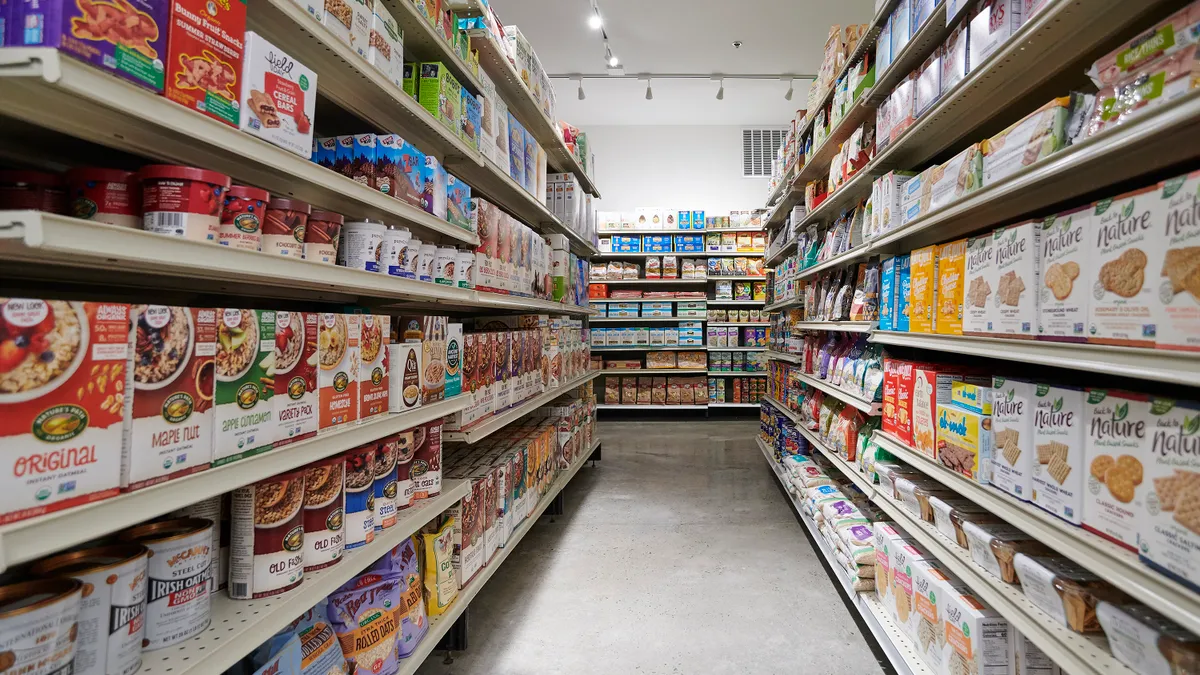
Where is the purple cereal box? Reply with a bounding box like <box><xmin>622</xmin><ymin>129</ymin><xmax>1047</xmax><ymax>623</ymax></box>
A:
<box><xmin>12</xmin><ymin>0</ymin><xmax>168</xmax><ymax>91</ymax></box>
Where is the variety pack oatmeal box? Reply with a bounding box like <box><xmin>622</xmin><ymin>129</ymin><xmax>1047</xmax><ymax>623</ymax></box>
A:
<box><xmin>991</xmin><ymin>377</ymin><xmax>1036</xmax><ymax>501</ymax></box>
<box><xmin>1031</xmin><ymin>383</ymin><xmax>1085</xmax><ymax>524</ymax></box>
<box><xmin>164</xmin><ymin>0</ymin><xmax>246</xmax><ymax>128</ymax></box>
<box><xmin>123</xmin><ymin>305</ymin><xmax>216</xmax><ymax>491</ymax></box>
<box><xmin>318</xmin><ymin>313</ymin><xmax>358</xmax><ymax>429</ymax></box>
<box><xmin>964</xmin><ymin>235</ymin><xmax>994</xmax><ymax>335</ymax></box>
<box><xmin>990</xmin><ymin>220</ymin><xmax>1041</xmax><ymax>338</ymax></box>
<box><xmin>214</xmin><ymin>309</ymin><xmax>275</xmax><ymax>465</ymax></box>
<box><xmin>1083</xmin><ymin>389</ymin><xmax>1151</xmax><ymax>550</ymax></box>
<box><xmin>1140</xmin><ymin>397</ymin><xmax>1200</xmax><ymax>591</ymax></box>
<box><xmin>239</xmin><ymin>32</ymin><xmax>316</xmax><ymax>158</ymax></box>
<box><xmin>1038</xmin><ymin>206</ymin><xmax>1091</xmax><ymax>341</ymax></box>
<box><xmin>908</xmin><ymin>245</ymin><xmax>936</xmax><ymax>333</ymax></box>
<box><xmin>1088</xmin><ymin>186</ymin><xmax>1160</xmax><ymax>347</ymax></box>
<box><xmin>0</xmin><ymin>299</ymin><xmax>126</xmax><ymax>522</ymax></box>
<box><xmin>358</xmin><ymin>314</ymin><xmax>389</xmax><ymax>422</ymax></box>
<box><xmin>1154</xmin><ymin>171</ymin><xmax>1200</xmax><ymax>351</ymax></box>
<box><xmin>274</xmin><ymin>311</ymin><xmax>317</xmax><ymax>447</ymax></box>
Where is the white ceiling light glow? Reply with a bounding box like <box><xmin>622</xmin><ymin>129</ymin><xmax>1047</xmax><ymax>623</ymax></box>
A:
<box><xmin>588</xmin><ymin>13</ymin><xmax>602</xmax><ymax>29</ymax></box>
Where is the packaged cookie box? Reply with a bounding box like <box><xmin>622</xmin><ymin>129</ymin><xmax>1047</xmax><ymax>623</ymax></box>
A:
<box><xmin>0</xmin><ymin>299</ymin><xmax>127</xmax><ymax>522</ymax></box>
<box><xmin>1139</xmin><ymin>397</ymin><xmax>1200</xmax><ymax>592</ymax></box>
<box><xmin>1038</xmin><ymin>206</ymin><xmax>1091</xmax><ymax>342</ymax></box>
<box><xmin>1154</xmin><ymin>170</ymin><xmax>1200</xmax><ymax>352</ymax></box>
<box><xmin>164</xmin><ymin>0</ymin><xmax>247</xmax><ymax>127</ymax></box>
<box><xmin>1031</xmin><ymin>383</ymin><xmax>1085</xmax><ymax>525</ymax></box>
<box><xmin>935</xmin><ymin>380</ymin><xmax>993</xmax><ymax>483</ymax></box>
<box><xmin>991</xmin><ymin>377</ymin><xmax>1037</xmax><ymax>501</ymax></box>
<box><xmin>890</xmin><ymin>537</ymin><xmax>931</xmax><ymax>642</ymax></box>
<box><xmin>239</xmin><ymin>32</ymin><xmax>317</xmax><ymax>158</ymax></box>
<box><xmin>1014</xmin><ymin>554</ymin><xmax>1131</xmax><ymax>633</ymax></box>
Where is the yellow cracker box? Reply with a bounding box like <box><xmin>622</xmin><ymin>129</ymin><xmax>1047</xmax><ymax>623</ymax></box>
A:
<box><xmin>935</xmin><ymin>239</ymin><xmax>967</xmax><ymax>335</ymax></box>
<box><xmin>951</xmin><ymin>381</ymin><xmax>991</xmax><ymax>415</ymax></box>
<box><xmin>909</xmin><ymin>245</ymin><xmax>937</xmax><ymax>333</ymax></box>
<box><xmin>936</xmin><ymin>402</ymin><xmax>993</xmax><ymax>484</ymax></box>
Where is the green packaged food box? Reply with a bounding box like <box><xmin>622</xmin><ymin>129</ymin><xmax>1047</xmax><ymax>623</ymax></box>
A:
<box><xmin>419</xmin><ymin>62</ymin><xmax>462</xmax><ymax>133</ymax></box>
<box><xmin>213</xmin><ymin>308</ymin><xmax>276</xmax><ymax>465</ymax></box>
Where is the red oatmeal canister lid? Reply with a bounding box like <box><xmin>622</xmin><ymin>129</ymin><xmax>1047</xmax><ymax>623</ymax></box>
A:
<box><xmin>138</xmin><ymin>165</ymin><xmax>232</xmax><ymax>187</ymax></box>
<box><xmin>228</xmin><ymin>185</ymin><xmax>270</xmax><ymax>202</ymax></box>
<box><xmin>0</xmin><ymin>170</ymin><xmax>63</xmax><ymax>186</ymax></box>
<box><xmin>269</xmin><ymin>197</ymin><xmax>311</xmax><ymax>213</ymax></box>
<box><xmin>309</xmin><ymin>210</ymin><xmax>344</xmax><ymax>224</ymax></box>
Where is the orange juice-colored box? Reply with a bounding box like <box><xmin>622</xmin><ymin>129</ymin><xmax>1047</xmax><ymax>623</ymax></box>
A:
<box><xmin>935</xmin><ymin>238</ymin><xmax>967</xmax><ymax>335</ymax></box>
<box><xmin>908</xmin><ymin>245</ymin><xmax>937</xmax><ymax>333</ymax></box>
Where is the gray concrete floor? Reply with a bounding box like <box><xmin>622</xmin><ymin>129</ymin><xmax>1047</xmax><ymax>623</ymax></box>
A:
<box><xmin>417</xmin><ymin>419</ymin><xmax>887</xmax><ymax>675</ymax></box>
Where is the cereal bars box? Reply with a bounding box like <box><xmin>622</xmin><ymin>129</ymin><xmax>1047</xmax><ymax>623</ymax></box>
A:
<box><xmin>213</xmin><ymin>309</ymin><xmax>275</xmax><ymax>465</ymax></box>
<box><xmin>1154</xmin><ymin>170</ymin><xmax>1200</xmax><ymax>351</ymax></box>
<box><xmin>1031</xmin><ymin>383</ymin><xmax>1085</xmax><ymax>524</ymax></box>
<box><xmin>964</xmin><ymin>235</ymin><xmax>994</xmax><ymax>335</ymax></box>
<box><xmin>935</xmin><ymin>238</ymin><xmax>967</xmax><ymax>335</ymax></box>
<box><xmin>1088</xmin><ymin>186</ymin><xmax>1159</xmax><ymax>347</ymax></box>
<box><xmin>239</xmin><ymin>32</ymin><xmax>316</xmax><ymax>158</ymax></box>
<box><xmin>990</xmin><ymin>220</ymin><xmax>1040</xmax><ymax>338</ymax></box>
<box><xmin>908</xmin><ymin>245</ymin><xmax>936</xmax><ymax>333</ymax></box>
<box><xmin>11</xmin><ymin>0</ymin><xmax>168</xmax><ymax>91</ymax></box>
<box><xmin>123</xmin><ymin>305</ymin><xmax>216</xmax><ymax>490</ymax></box>
<box><xmin>1140</xmin><ymin>397</ymin><xmax>1200</xmax><ymax>591</ymax></box>
<box><xmin>1038</xmin><ymin>206</ymin><xmax>1091</xmax><ymax>341</ymax></box>
<box><xmin>164</xmin><ymin>0</ymin><xmax>246</xmax><ymax>127</ymax></box>
<box><xmin>991</xmin><ymin>377</ymin><xmax>1036</xmax><ymax>501</ymax></box>
<box><xmin>1083</xmin><ymin>389</ymin><xmax>1151</xmax><ymax>551</ymax></box>
<box><xmin>0</xmin><ymin>300</ymin><xmax>127</xmax><ymax>523</ymax></box>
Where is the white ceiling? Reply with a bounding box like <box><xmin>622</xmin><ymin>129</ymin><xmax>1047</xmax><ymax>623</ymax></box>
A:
<box><xmin>487</xmin><ymin>0</ymin><xmax>875</xmax><ymax>125</ymax></box>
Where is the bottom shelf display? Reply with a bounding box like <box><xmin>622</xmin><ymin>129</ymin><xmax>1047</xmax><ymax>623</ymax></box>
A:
<box><xmin>600</xmin><ymin>373</ymin><xmax>765</xmax><ymax>406</ymax></box>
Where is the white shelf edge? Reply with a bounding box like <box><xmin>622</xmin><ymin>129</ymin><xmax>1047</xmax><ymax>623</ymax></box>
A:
<box><xmin>590</xmin><ymin>317</ymin><xmax>700</xmax><ymax>323</ymax></box>
<box><xmin>599</xmin><ymin>369</ymin><xmax>709</xmax><ymax>375</ymax></box>
<box><xmin>707</xmin><ymin>371</ymin><xmax>767</xmax><ymax>377</ymax></box>
<box><xmin>707</xmin><ymin>347</ymin><xmax>766</xmax><ymax>352</ymax></box>
<box><xmin>443</xmin><ymin>372</ymin><xmax>599</xmax><ymax>444</ymax></box>
<box><xmin>596</xmin><ymin>404</ymin><xmax>708</xmax><ymax>410</ymax></box>
<box><xmin>594</xmin><ymin>251</ymin><xmax>766</xmax><ymax>258</ymax></box>
<box><xmin>764</xmin><ymin>350</ymin><xmax>801</xmax><ymax>363</ymax></box>
<box><xmin>761</xmin><ymin>396</ymin><xmax>801</xmax><ymax>425</ymax></box>
<box><xmin>795</xmin><ymin>372</ymin><xmax>881</xmax><ymax>414</ymax></box>
<box><xmin>708</xmin><ymin>402</ymin><xmax>761</xmax><ymax>408</ymax></box>
<box><xmin>794</xmin><ymin>321</ymin><xmax>876</xmax><ymax>333</ymax></box>
<box><xmin>706</xmin><ymin>322</ymin><xmax>771</xmax><ymax>327</ymax></box>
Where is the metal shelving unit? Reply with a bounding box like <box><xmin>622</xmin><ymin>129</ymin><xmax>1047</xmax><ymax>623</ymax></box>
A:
<box><xmin>707</xmin><ymin>346</ymin><xmax>766</xmax><ymax>352</ymax></box>
<box><xmin>709</xmin><ymin>402</ymin><xmax>761</xmax><ymax>408</ymax></box>
<box><xmin>707</xmin><ymin>322</ymin><xmax>770</xmax><ymax>327</ymax></box>
<box><xmin>706</xmin><ymin>299</ymin><xmax>766</xmax><ymax>306</ymax></box>
<box><xmin>594</xmin><ymin>251</ymin><xmax>765</xmax><ymax>258</ymax></box>
<box><xmin>764</xmin><ymin>350</ymin><xmax>801</xmax><ymax>363</ymax></box>
<box><xmin>601</xmin><ymin>278</ymin><xmax>709</xmax><ymax>285</ymax></box>
<box><xmin>596</xmin><ymin>404</ymin><xmax>708</xmax><ymax>410</ymax></box>
<box><xmin>379</xmin><ymin>0</ymin><xmax>483</xmax><ymax>94</ymax></box>
<box><xmin>761</xmin><ymin>396</ymin><xmax>801</xmax><ymax>424</ymax></box>
<box><xmin>591</xmin><ymin>345</ymin><xmax>705</xmax><ymax>352</ymax></box>
<box><xmin>708</xmin><ymin>371</ymin><xmax>766</xmax><ymax>377</ymax></box>
<box><xmin>795</xmin><ymin>372</ymin><xmax>881</xmax><ymax>414</ymax></box>
<box><xmin>793</xmin><ymin>321</ymin><xmax>875</xmax><ymax>333</ymax></box>
<box><xmin>443</xmin><ymin>372</ymin><xmax>600</xmax><ymax>444</ymax></box>
<box><xmin>599</xmin><ymin>368</ymin><xmax>708</xmax><ymax>375</ymax></box>
<box><xmin>591</xmin><ymin>317</ymin><xmax>699</xmax><ymax>323</ymax></box>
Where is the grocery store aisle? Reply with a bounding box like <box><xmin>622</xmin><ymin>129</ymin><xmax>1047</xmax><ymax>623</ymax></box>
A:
<box><xmin>418</xmin><ymin>420</ymin><xmax>886</xmax><ymax>675</ymax></box>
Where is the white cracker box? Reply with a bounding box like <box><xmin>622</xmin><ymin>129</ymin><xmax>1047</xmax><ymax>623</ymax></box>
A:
<box><xmin>1087</xmin><ymin>186</ymin><xmax>1159</xmax><ymax>347</ymax></box>
<box><xmin>1038</xmin><ymin>206</ymin><xmax>1091</xmax><ymax>342</ymax></box>
<box><xmin>990</xmin><ymin>220</ymin><xmax>1040</xmax><ymax>338</ymax></box>
<box><xmin>1154</xmin><ymin>171</ymin><xmax>1200</xmax><ymax>352</ymax></box>
<box><xmin>1031</xmin><ymin>383</ymin><xmax>1085</xmax><ymax>524</ymax></box>
<box><xmin>1140</xmin><ymin>397</ymin><xmax>1200</xmax><ymax>592</ymax></box>
<box><xmin>1083</xmin><ymin>389</ymin><xmax>1151</xmax><ymax>551</ymax></box>
<box><xmin>891</xmin><ymin>538</ymin><xmax>930</xmax><ymax>644</ymax></box>
<box><xmin>941</xmin><ymin>590</ymin><xmax>1012</xmax><ymax>675</ymax></box>
<box><xmin>991</xmin><ymin>376</ymin><xmax>1036</xmax><ymax>501</ymax></box>
<box><xmin>964</xmin><ymin>235</ymin><xmax>994</xmax><ymax>335</ymax></box>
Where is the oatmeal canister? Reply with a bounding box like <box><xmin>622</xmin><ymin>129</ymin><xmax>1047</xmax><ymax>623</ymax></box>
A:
<box><xmin>218</xmin><ymin>185</ymin><xmax>269</xmax><ymax>250</ymax></box>
<box><xmin>0</xmin><ymin>299</ymin><xmax>126</xmax><ymax>523</ymax></box>
<box><xmin>343</xmin><ymin>444</ymin><xmax>376</xmax><ymax>550</ymax></box>
<box><xmin>66</xmin><ymin>168</ymin><xmax>140</xmax><ymax>228</ymax></box>
<box><xmin>174</xmin><ymin>496</ymin><xmax>226</xmax><ymax>592</ymax></box>
<box><xmin>418</xmin><ymin>243</ymin><xmax>437</xmax><ymax>282</ymax></box>
<box><xmin>374</xmin><ymin>435</ymin><xmax>399</xmax><ymax>531</ymax></box>
<box><xmin>435</xmin><ymin>246</ymin><xmax>457</xmax><ymax>285</ymax></box>
<box><xmin>395</xmin><ymin>426</ymin><xmax>419</xmax><ymax>509</ymax></box>
<box><xmin>456</xmin><ymin>250</ymin><xmax>474</xmax><ymax>288</ymax></box>
<box><xmin>0</xmin><ymin>578</ymin><xmax>83</xmax><ymax>674</ymax></box>
<box><xmin>230</xmin><ymin>469</ymin><xmax>305</xmax><ymax>599</ymax></box>
<box><xmin>383</xmin><ymin>226</ymin><xmax>412</xmax><ymax>277</ymax></box>
<box><xmin>32</xmin><ymin>544</ymin><xmax>149</xmax><ymax>675</ymax></box>
<box><xmin>304</xmin><ymin>210</ymin><xmax>343</xmax><ymax>264</ymax></box>
<box><xmin>274</xmin><ymin>311</ymin><xmax>318</xmax><ymax>447</ymax></box>
<box><xmin>123</xmin><ymin>305</ymin><xmax>217</xmax><ymax>491</ymax></box>
<box><xmin>120</xmin><ymin>518</ymin><xmax>212</xmax><ymax>649</ymax></box>
<box><xmin>263</xmin><ymin>198</ymin><xmax>310</xmax><ymax>258</ymax></box>
<box><xmin>0</xmin><ymin>170</ymin><xmax>67</xmax><ymax>213</ymax></box>
<box><xmin>340</xmin><ymin>220</ymin><xmax>386</xmax><ymax>272</ymax></box>
<box><xmin>303</xmin><ymin>455</ymin><xmax>345</xmax><ymax>572</ymax></box>
<box><xmin>403</xmin><ymin>237</ymin><xmax>422</xmax><ymax>279</ymax></box>
<box><xmin>139</xmin><ymin>165</ymin><xmax>231</xmax><ymax>242</ymax></box>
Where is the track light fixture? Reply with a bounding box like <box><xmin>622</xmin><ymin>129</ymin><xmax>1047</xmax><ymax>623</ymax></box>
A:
<box><xmin>605</xmin><ymin>43</ymin><xmax>619</xmax><ymax>68</ymax></box>
<box><xmin>783</xmin><ymin>76</ymin><xmax>794</xmax><ymax>101</ymax></box>
<box><xmin>644</xmin><ymin>78</ymin><xmax>653</xmax><ymax>100</ymax></box>
<box><xmin>715</xmin><ymin>77</ymin><xmax>724</xmax><ymax>101</ymax></box>
<box><xmin>577</xmin><ymin>77</ymin><xmax>586</xmax><ymax>100</ymax></box>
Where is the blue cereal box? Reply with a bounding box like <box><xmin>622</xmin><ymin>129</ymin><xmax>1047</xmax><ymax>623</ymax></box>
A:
<box><xmin>675</xmin><ymin>235</ymin><xmax>704</xmax><ymax>252</ymax></box>
<box><xmin>313</xmin><ymin>137</ymin><xmax>337</xmax><ymax>169</ymax></box>
<box><xmin>423</xmin><ymin>154</ymin><xmax>447</xmax><ymax>219</ymax></box>
<box><xmin>508</xmin><ymin>113</ymin><xmax>526</xmax><ymax>184</ymax></box>
<box><xmin>691</xmin><ymin>211</ymin><xmax>706</xmax><ymax>229</ymax></box>
<box><xmin>896</xmin><ymin>253</ymin><xmax>911</xmax><ymax>332</ymax></box>
<box><xmin>613</xmin><ymin>235</ymin><xmax>640</xmax><ymax>253</ymax></box>
<box><xmin>523</xmin><ymin>129</ymin><xmax>537</xmax><ymax>192</ymax></box>
<box><xmin>461</xmin><ymin>86</ymin><xmax>482</xmax><ymax>150</ymax></box>
<box><xmin>644</xmin><ymin>235</ymin><xmax>672</xmax><ymax>253</ymax></box>
<box><xmin>678</xmin><ymin>211</ymin><xmax>691</xmax><ymax>229</ymax></box>
<box><xmin>880</xmin><ymin>256</ymin><xmax>897</xmax><ymax>331</ymax></box>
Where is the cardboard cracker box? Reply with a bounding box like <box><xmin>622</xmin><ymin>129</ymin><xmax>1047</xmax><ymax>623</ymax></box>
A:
<box><xmin>1140</xmin><ymin>397</ymin><xmax>1200</xmax><ymax>592</ymax></box>
<box><xmin>909</xmin><ymin>245</ymin><xmax>936</xmax><ymax>333</ymax></box>
<box><xmin>935</xmin><ymin>238</ymin><xmax>967</xmax><ymax>335</ymax></box>
<box><xmin>991</xmin><ymin>377</ymin><xmax>1036</xmax><ymax>501</ymax></box>
<box><xmin>1031</xmin><ymin>383</ymin><xmax>1085</xmax><ymax>524</ymax></box>
<box><xmin>1083</xmin><ymin>389</ymin><xmax>1151</xmax><ymax>551</ymax></box>
<box><xmin>1087</xmin><ymin>186</ymin><xmax>1159</xmax><ymax>347</ymax></box>
<box><xmin>991</xmin><ymin>220</ymin><xmax>1041</xmax><ymax>338</ymax></box>
<box><xmin>1154</xmin><ymin>171</ymin><xmax>1200</xmax><ymax>351</ymax></box>
<box><xmin>964</xmin><ymin>235</ymin><xmax>995</xmax><ymax>335</ymax></box>
<box><xmin>1038</xmin><ymin>207</ymin><xmax>1091</xmax><ymax>341</ymax></box>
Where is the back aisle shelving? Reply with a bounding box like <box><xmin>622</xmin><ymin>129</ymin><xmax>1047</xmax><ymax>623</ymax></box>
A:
<box><xmin>760</xmin><ymin>1</ymin><xmax>1200</xmax><ymax>674</ymax></box>
<box><xmin>0</xmin><ymin>2</ymin><xmax>603</xmax><ymax>673</ymax></box>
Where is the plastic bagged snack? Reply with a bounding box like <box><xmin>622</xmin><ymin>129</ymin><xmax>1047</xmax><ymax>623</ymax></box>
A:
<box><xmin>605</xmin><ymin>379</ymin><xmax>620</xmax><ymax>404</ymax></box>
<box><xmin>622</xmin><ymin>376</ymin><xmax>637</xmax><ymax>404</ymax></box>
<box><xmin>327</xmin><ymin>559</ymin><xmax>404</xmax><ymax>674</ymax></box>
<box><xmin>645</xmin><ymin>256</ymin><xmax>662</xmax><ymax>279</ymax></box>
<box><xmin>1014</xmin><ymin>554</ymin><xmax>1130</xmax><ymax>633</ymax></box>
<box><xmin>422</xmin><ymin>518</ymin><xmax>458</xmax><ymax>616</ymax></box>
<box><xmin>1088</xmin><ymin>46</ymin><xmax>1200</xmax><ymax>137</ymax></box>
<box><xmin>662</xmin><ymin>255</ymin><xmax>679</xmax><ymax>279</ymax></box>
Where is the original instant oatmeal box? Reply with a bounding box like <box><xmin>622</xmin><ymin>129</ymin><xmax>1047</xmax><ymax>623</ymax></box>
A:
<box><xmin>0</xmin><ymin>299</ymin><xmax>127</xmax><ymax>522</ymax></box>
<box><xmin>165</xmin><ymin>0</ymin><xmax>246</xmax><ymax>127</ymax></box>
<box><xmin>214</xmin><ymin>309</ymin><xmax>275</xmax><ymax>465</ymax></box>
<box><xmin>1140</xmin><ymin>397</ymin><xmax>1200</xmax><ymax>591</ymax></box>
<box><xmin>1088</xmin><ymin>186</ymin><xmax>1160</xmax><ymax>347</ymax></box>
<box><xmin>1038</xmin><ymin>206</ymin><xmax>1091</xmax><ymax>341</ymax></box>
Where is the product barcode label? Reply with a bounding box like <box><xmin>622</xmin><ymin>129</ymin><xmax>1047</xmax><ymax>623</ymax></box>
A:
<box><xmin>145</xmin><ymin>212</ymin><xmax>188</xmax><ymax>237</ymax></box>
<box><xmin>231</xmin><ymin>582</ymin><xmax>248</xmax><ymax>598</ymax></box>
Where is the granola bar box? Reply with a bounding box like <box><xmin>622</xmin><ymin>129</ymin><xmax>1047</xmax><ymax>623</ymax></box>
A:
<box><xmin>164</xmin><ymin>0</ymin><xmax>246</xmax><ymax>128</ymax></box>
<box><xmin>318</xmin><ymin>313</ymin><xmax>359</xmax><ymax>430</ymax></box>
<box><xmin>274</xmin><ymin>311</ymin><xmax>317</xmax><ymax>447</ymax></box>
<box><xmin>10</xmin><ymin>0</ymin><xmax>167</xmax><ymax>91</ymax></box>
<box><xmin>122</xmin><ymin>305</ymin><xmax>216</xmax><ymax>491</ymax></box>
<box><xmin>238</xmin><ymin>32</ymin><xmax>316</xmax><ymax>158</ymax></box>
<box><xmin>213</xmin><ymin>308</ymin><xmax>275</xmax><ymax>465</ymax></box>
<box><xmin>0</xmin><ymin>299</ymin><xmax>126</xmax><ymax>523</ymax></box>
<box><xmin>1139</xmin><ymin>397</ymin><xmax>1200</xmax><ymax>592</ymax></box>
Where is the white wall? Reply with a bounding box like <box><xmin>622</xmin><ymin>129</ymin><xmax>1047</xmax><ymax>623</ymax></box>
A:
<box><xmin>587</xmin><ymin>125</ymin><xmax>770</xmax><ymax>215</ymax></box>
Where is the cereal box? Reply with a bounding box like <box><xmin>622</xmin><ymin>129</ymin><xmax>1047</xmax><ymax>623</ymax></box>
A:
<box><xmin>164</xmin><ymin>0</ymin><xmax>246</xmax><ymax>127</ymax></box>
<box><xmin>964</xmin><ymin>235</ymin><xmax>994</xmax><ymax>335</ymax></box>
<box><xmin>1154</xmin><ymin>171</ymin><xmax>1200</xmax><ymax>351</ymax></box>
<box><xmin>909</xmin><ymin>245</ymin><xmax>936</xmax><ymax>333</ymax></box>
<box><xmin>397</xmin><ymin>316</ymin><xmax>446</xmax><ymax>403</ymax></box>
<box><xmin>1083</xmin><ymin>389</ymin><xmax>1150</xmax><ymax>550</ymax></box>
<box><xmin>1038</xmin><ymin>207</ymin><xmax>1091</xmax><ymax>341</ymax></box>
<box><xmin>1088</xmin><ymin>186</ymin><xmax>1159</xmax><ymax>347</ymax></box>
<box><xmin>880</xmin><ymin>256</ymin><xmax>897</xmax><ymax>331</ymax></box>
<box><xmin>935</xmin><ymin>238</ymin><xmax>967</xmax><ymax>335</ymax></box>
<box><xmin>912</xmin><ymin>364</ymin><xmax>957</xmax><ymax>459</ymax></box>
<box><xmin>379</xmin><ymin>134</ymin><xmax>424</xmax><ymax>208</ymax></box>
<box><xmin>1031</xmin><ymin>383</ymin><xmax>1085</xmax><ymax>524</ymax></box>
<box><xmin>991</xmin><ymin>220</ymin><xmax>1041</xmax><ymax>338</ymax></box>
<box><xmin>358</xmin><ymin>315</ymin><xmax>389</xmax><ymax>422</ymax></box>
<box><xmin>896</xmin><ymin>253</ymin><xmax>911</xmax><ymax>331</ymax></box>
<box><xmin>461</xmin><ymin>86</ymin><xmax>482</xmax><ymax>151</ymax></box>
<box><xmin>318</xmin><ymin>313</ymin><xmax>359</xmax><ymax>430</ymax></box>
<box><xmin>322</xmin><ymin>0</ymin><xmax>371</xmax><ymax>57</ymax></box>
<box><xmin>940</xmin><ymin>590</ymin><xmax>1012</xmax><ymax>675</ymax></box>
<box><xmin>991</xmin><ymin>377</ymin><xmax>1036</xmax><ymax>501</ymax></box>
<box><xmin>445</xmin><ymin>323</ymin><xmax>463</xmax><ymax>398</ymax></box>
<box><xmin>239</xmin><ymin>32</ymin><xmax>316</xmax><ymax>158</ymax></box>
<box><xmin>892</xmin><ymin>359</ymin><xmax>917</xmax><ymax>446</ymax></box>
<box><xmin>418</xmin><ymin>62</ymin><xmax>461</xmax><ymax>134</ymax></box>
<box><xmin>274</xmin><ymin>311</ymin><xmax>317</xmax><ymax>447</ymax></box>
<box><xmin>214</xmin><ymin>309</ymin><xmax>275</xmax><ymax>465</ymax></box>
<box><xmin>11</xmin><ymin>0</ymin><xmax>167</xmax><ymax>91</ymax></box>
<box><xmin>0</xmin><ymin>300</ymin><xmax>126</xmax><ymax>522</ymax></box>
<box><xmin>122</xmin><ymin>306</ymin><xmax>215</xmax><ymax>491</ymax></box>
<box><xmin>368</xmin><ymin>3</ymin><xmax>403</xmax><ymax>87</ymax></box>
<box><xmin>1140</xmin><ymin>397</ymin><xmax>1200</xmax><ymax>591</ymax></box>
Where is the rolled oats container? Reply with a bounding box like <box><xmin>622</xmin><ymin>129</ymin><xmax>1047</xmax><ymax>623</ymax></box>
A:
<box><xmin>303</xmin><ymin>455</ymin><xmax>346</xmax><ymax>572</ymax></box>
<box><xmin>373</xmin><ymin>435</ymin><xmax>399</xmax><ymax>531</ymax></box>
<box><xmin>403</xmin><ymin>237</ymin><xmax>422</xmax><ymax>279</ymax></box>
<box><xmin>119</xmin><ymin>518</ymin><xmax>212</xmax><ymax>649</ymax></box>
<box><xmin>262</xmin><ymin>197</ymin><xmax>310</xmax><ymax>258</ymax></box>
<box><xmin>435</xmin><ymin>246</ymin><xmax>457</xmax><ymax>286</ymax></box>
<box><xmin>456</xmin><ymin>250</ymin><xmax>474</xmax><ymax>288</ymax></box>
<box><xmin>32</xmin><ymin>544</ymin><xmax>149</xmax><ymax>675</ymax></box>
<box><xmin>65</xmin><ymin>168</ymin><xmax>140</xmax><ymax>228</ymax></box>
<box><xmin>0</xmin><ymin>170</ymin><xmax>67</xmax><ymax>213</ymax></box>
<box><xmin>218</xmin><ymin>185</ymin><xmax>269</xmax><ymax>251</ymax></box>
<box><xmin>173</xmin><ymin>496</ymin><xmax>226</xmax><ymax>592</ymax></box>
<box><xmin>0</xmin><ymin>578</ymin><xmax>83</xmax><ymax>674</ymax></box>
<box><xmin>418</xmin><ymin>243</ymin><xmax>437</xmax><ymax>282</ymax></box>
<box><xmin>343</xmin><ymin>444</ymin><xmax>377</xmax><ymax>550</ymax></box>
<box><xmin>230</xmin><ymin>469</ymin><xmax>306</xmax><ymax>599</ymax></box>
<box><xmin>382</xmin><ymin>226</ymin><xmax>411</xmax><ymax>277</ymax></box>
<box><xmin>305</xmin><ymin>210</ymin><xmax>343</xmax><ymax>264</ymax></box>
<box><xmin>138</xmin><ymin>165</ymin><xmax>231</xmax><ymax>242</ymax></box>
<box><xmin>341</xmin><ymin>220</ymin><xmax>386</xmax><ymax>272</ymax></box>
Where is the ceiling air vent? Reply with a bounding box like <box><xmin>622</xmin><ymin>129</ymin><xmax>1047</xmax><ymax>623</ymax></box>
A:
<box><xmin>742</xmin><ymin>128</ymin><xmax>785</xmax><ymax>178</ymax></box>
